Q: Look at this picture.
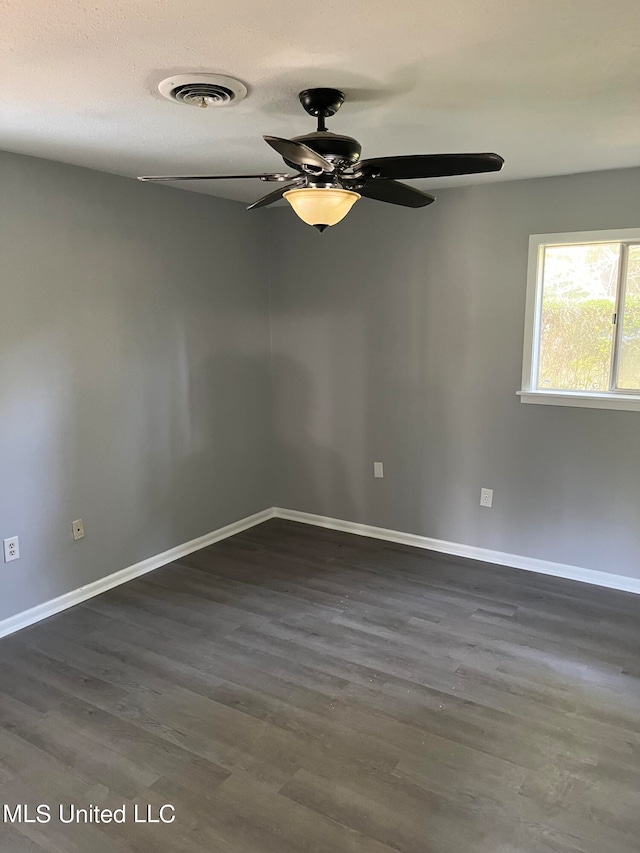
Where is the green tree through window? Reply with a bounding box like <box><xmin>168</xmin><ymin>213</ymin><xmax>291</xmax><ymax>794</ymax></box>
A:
<box><xmin>535</xmin><ymin>240</ymin><xmax>640</xmax><ymax>393</ymax></box>
<box><xmin>618</xmin><ymin>245</ymin><xmax>640</xmax><ymax>389</ymax></box>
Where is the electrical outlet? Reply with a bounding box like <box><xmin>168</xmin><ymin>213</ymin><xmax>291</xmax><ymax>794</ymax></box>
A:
<box><xmin>480</xmin><ymin>488</ymin><xmax>493</xmax><ymax>508</ymax></box>
<box><xmin>72</xmin><ymin>519</ymin><xmax>84</xmax><ymax>541</ymax></box>
<box><xmin>374</xmin><ymin>462</ymin><xmax>384</xmax><ymax>478</ymax></box>
<box><xmin>3</xmin><ymin>536</ymin><xmax>20</xmax><ymax>563</ymax></box>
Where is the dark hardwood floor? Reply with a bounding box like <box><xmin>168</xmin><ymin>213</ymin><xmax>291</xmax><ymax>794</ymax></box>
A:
<box><xmin>1</xmin><ymin>518</ymin><xmax>639</xmax><ymax>852</ymax></box>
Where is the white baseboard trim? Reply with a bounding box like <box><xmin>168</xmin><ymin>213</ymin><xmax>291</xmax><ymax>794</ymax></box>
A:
<box><xmin>274</xmin><ymin>507</ymin><xmax>640</xmax><ymax>595</ymax></box>
<box><xmin>0</xmin><ymin>508</ymin><xmax>275</xmax><ymax>640</ymax></box>
<box><xmin>3</xmin><ymin>503</ymin><xmax>637</xmax><ymax>641</ymax></box>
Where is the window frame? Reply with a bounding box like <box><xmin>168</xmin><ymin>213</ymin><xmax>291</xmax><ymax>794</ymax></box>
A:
<box><xmin>520</xmin><ymin>227</ymin><xmax>640</xmax><ymax>412</ymax></box>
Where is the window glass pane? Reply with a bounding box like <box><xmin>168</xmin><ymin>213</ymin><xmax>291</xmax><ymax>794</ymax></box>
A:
<box><xmin>537</xmin><ymin>243</ymin><xmax>619</xmax><ymax>392</ymax></box>
<box><xmin>617</xmin><ymin>245</ymin><xmax>640</xmax><ymax>390</ymax></box>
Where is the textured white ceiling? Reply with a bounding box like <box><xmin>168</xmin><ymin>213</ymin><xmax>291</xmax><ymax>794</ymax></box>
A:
<box><xmin>2</xmin><ymin>0</ymin><xmax>640</xmax><ymax>203</ymax></box>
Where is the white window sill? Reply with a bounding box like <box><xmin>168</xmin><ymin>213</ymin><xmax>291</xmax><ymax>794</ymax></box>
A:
<box><xmin>518</xmin><ymin>390</ymin><xmax>640</xmax><ymax>412</ymax></box>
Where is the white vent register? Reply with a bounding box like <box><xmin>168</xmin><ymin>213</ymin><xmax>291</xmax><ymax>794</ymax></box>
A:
<box><xmin>157</xmin><ymin>74</ymin><xmax>247</xmax><ymax>108</ymax></box>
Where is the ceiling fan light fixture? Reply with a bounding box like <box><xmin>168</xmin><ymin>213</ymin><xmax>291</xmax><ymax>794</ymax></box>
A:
<box><xmin>283</xmin><ymin>187</ymin><xmax>360</xmax><ymax>230</ymax></box>
<box><xmin>140</xmin><ymin>87</ymin><xmax>503</xmax><ymax>225</ymax></box>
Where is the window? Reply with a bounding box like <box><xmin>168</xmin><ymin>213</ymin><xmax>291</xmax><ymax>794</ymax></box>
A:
<box><xmin>520</xmin><ymin>228</ymin><xmax>640</xmax><ymax>411</ymax></box>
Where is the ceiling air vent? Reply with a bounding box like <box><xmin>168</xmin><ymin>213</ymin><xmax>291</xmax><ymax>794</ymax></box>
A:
<box><xmin>157</xmin><ymin>74</ymin><xmax>247</xmax><ymax>108</ymax></box>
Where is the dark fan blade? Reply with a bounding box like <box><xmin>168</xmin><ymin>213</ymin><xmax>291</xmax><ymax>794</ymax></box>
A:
<box><xmin>247</xmin><ymin>182</ymin><xmax>302</xmax><ymax>211</ymax></box>
<box><xmin>137</xmin><ymin>173</ymin><xmax>293</xmax><ymax>182</ymax></box>
<box><xmin>350</xmin><ymin>179</ymin><xmax>435</xmax><ymax>208</ymax></box>
<box><xmin>263</xmin><ymin>136</ymin><xmax>334</xmax><ymax>174</ymax></box>
<box><xmin>353</xmin><ymin>153</ymin><xmax>504</xmax><ymax>181</ymax></box>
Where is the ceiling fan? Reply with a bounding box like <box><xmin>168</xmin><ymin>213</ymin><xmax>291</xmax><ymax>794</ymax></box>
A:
<box><xmin>138</xmin><ymin>88</ymin><xmax>504</xmax><ymax>232</ymax></box>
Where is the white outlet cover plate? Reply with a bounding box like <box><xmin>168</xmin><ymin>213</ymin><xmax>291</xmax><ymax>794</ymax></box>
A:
<box><xmin>480</xmin><ymin>488</ymin><xmax>494</xmax><ymax>508</ymax></box>
<box><xmin>72</xmin><ymin>519</ymin><xmax>85</xmax><ymax>541</ymax></box>
<box><xmin>3</xmin><ymin>536</ymin><xmax>20</xmax><ymax>562</ymax></box>
<box><xmin>374</xmin><ymin>462</ymin><xmax>384</xmax><ymax>478</ymax></box>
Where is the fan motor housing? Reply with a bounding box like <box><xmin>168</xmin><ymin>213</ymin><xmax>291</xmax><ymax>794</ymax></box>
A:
<box><xmin>290</xmin><ymin>131</ymin><xmax>362</xmax><ymax>170</ymax></box>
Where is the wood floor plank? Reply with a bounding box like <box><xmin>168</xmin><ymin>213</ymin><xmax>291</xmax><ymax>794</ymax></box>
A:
<box><xmin>0</xmin><ymin>518</ymin><xmax>638</xmax><ymax>852</ymax></box>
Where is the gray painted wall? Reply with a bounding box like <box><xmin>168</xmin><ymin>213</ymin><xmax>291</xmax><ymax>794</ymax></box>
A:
<box><xmin>0</xmin><ymin>150</ymin><xmax>272</xmax><ymax>621</ymax></box>
<box><xmin>269</xmin><ymin>167</ymin><xmax>640</xmax><ymax>579</ymax></box>
<box><xmin>3</xmin><ymin>150</ymin><xmax>639</xmax><ymax>625</ymax></box>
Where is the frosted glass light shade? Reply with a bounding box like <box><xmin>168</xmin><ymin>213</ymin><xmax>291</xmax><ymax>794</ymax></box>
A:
<box><xmin>283</xmin><ymin>187</ymin><xmax>360</xmax><ymax>228</ymax></box>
